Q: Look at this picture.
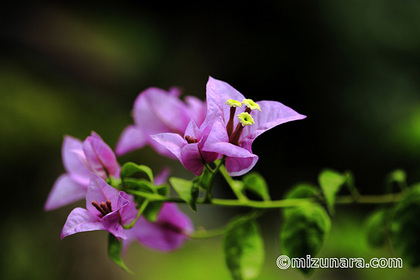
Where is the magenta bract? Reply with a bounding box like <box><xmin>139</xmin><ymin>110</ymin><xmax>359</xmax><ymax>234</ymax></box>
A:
<box><xmin>61</xmin><ymin>174</ymin><xmax>137</xmax><ymax>239</ymax></box>
<box><xmin>125</xmin><ymin>203</ymin><xmax>193</xmax><ymax>251</ymax></box>
<box><xmin>45</xmin><ymin>132</ymin><xmax>120</xmax><ymax>211</ymax></box>
<box><xmin>151</xmin><ymin>77</ymin><xmax>306</xmax><ymax>176</ymax></box>
<box><xmin>115</xmin><ymin>87</ymin><xmax>206</xmax><ymax>157</ymax></box>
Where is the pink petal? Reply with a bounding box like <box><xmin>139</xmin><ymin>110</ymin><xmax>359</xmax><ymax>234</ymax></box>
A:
<box><xmin>62</xmin><ymin>136</ymin><xmax>90</xmax><ymax>186</ymax></box>
<box><xmin>185</xmin><ymin>95</ymin><xmax>207</xmax><ymax>127</ymax></box>
<box><xmin>168</xmin><ymin>86</ymin><xmax>182</xmax><ymax>97</ymax></box>
<box><xmin>133</xmin><ymin>88</ymin><xmax>169</xmax><ymax>133</ymax></box>
<box><xmin>202</xmin><ymin>76</ymin><xmax>246</xmax><ymax>128</ymax></box>
<box><xmin>154</xmin><ymin>168</ymin><xmax>171</xmax><ymax>185</ymax></box>
<box><xmin>133</xmin><ymin>203</ymin><xmax>193</xmax><ymax>251</ymax></box>
<box><xmin>241</xmin><ymin>100</ymin><xmax>306</xmax><ymax>141</ymax></box>
<box><xmin>44</xmin><ymin>174</ymin><xmax>87</xmax><ymax>211</ymax></box>
<box><xmin>203</xmin><ymin>141</ymin><xmax>258</xmax><ymax>176</ymax></box>
<box><xmin>184</xmin><ymin>120</ymin><xmax>201</xmax><ymax>140</ymax></box>
<box><xmin>85</xmin><ymin>174</ymin><xmax>120</xmax><ymax>214</ymax></box>
<box><xmin>225</xmin><ymin>156</ymin><xmax>259</xmax><ymax>177</ymax></box>
<box><xmin>61</xmin><ymin>207</ymin><xmax>103</xmax><ymax>239</ymax></box>
<box><xmin>83</xmin><ymin>132</ymin><xmax>120</xmax><ymax>179</ymax></box>
<box><xmin>180</xmin><ymin>143</ymin><xmax>205</xmax><ymax>176</ymax></box>
<box><xmin>115</xmin><ymin>125</ymin><xmax>148</xmax><ymax>156</ymax></box>
<box><xmin>118</xmin><ymin>192</ymin><xmax>137</xmax><ymax>225</ymax></box>
<box><xmin>143</xmin><ymin>88</ymin><xmax>191</xmax><ymax>134</ymax></box>
<box><xmin>102</xmin><ymin>211</ymin><xmax>127</xmax><ymax>239</ymax></box>
<box><xmin>134</xmin><ymin>87</ymin><xmax>190</xmax><ymax>135</ymax></box>
<box><xmin>201</xmin><ymin>118</ymin><xmax>229</xmax><ymax>150</ymax></box>
<box><xmin>148</xmin><ymin>138</ymin><xmax>179</xmax><ymax>159</ymax></box>
<box><xmin>150</xmin><ymin>133</ymin><xmax>186</xmax><ymax>160</ymax></box>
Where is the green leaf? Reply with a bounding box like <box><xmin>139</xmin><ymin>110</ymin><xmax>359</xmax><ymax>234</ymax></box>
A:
<box><xmin>390</xmin><ymin>184</ymin><xmax>420</xmax><ymax>267</ymax></box>
<box><xmin>123</xmin><ymin>178</ymin><xmax>155</xmax><ymax>193</ymax></box>
<box><xmin>199</xmin><ymin>168</ymin><xmax>213</xmax><ymax>190</ymax></box>
<box><xmin>120</xmin><ymin>162</ymin><xmax>154</xmax><ymax>183</ymax></box>
<box><xmin>284</xmin><ymin>183</ymin><xmax>320</xmax><ymax>200</ymax></box>
<box><xmin>283</xmin><ymin>183</ymin><xmax>321</xmax><ymax>218</ymax></box>
<box><xmin>223</xmin><ymin>219</ymin><xmax>264</xmax><ymax>280</ymax></box>
<box><xmin>242</xmin><ymin>172</ymin><xmax>270</xmax><ymax>201</ymax></box>
<box><xmin>318</xmin><ymin>169</ymin><xmax>346</xmax><ymax>215</ymax></box>
<box><xmin>169</xmin><ymin>177</ymin><xmax>198</xmax><ymax>211</ymax></box>
<box><xmin>280</xmin><ymin>203</ymin><xmax>331</xmax><ymax>275</ymax></box>
<box><xmin>123</xmin><ymin>179</ymin><xmax>169</xmax><ymax>222</ymax></box>
<box><xmin>108</xmin><ymin>234</ymin><xmax>132</xmax><ymax>274</ymax></box>
<box><xmin>364</xmin><ymin>208</ymin><xmax>388</xmax><ymax>248</ymax></box>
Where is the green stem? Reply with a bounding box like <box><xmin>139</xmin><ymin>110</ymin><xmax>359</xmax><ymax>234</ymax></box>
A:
<box><xmin>335</xmin><ymin>193</ymin><xmax>404</xmax><ymax>204</ymax></box>
<box><xmin>126</xmin><ymin>188</ymin><xmax>405</xmax><ymax>208</ymax></box>
<box><xmin>219</xmin><ymin>164</ymin><xmax>248</xmax><ymax>202</ymax></box>
<box><xmin>125</xmin><ymin>190</ymin><xmax>165</xmax><ymax>200</ymax></box>
<box><xmin>188</xmin><ymin>226</ymin><xmax>227</xmax><ymax>239</ymax></box>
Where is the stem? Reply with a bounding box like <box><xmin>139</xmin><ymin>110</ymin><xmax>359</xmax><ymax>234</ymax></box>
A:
<box><xmin>335</xmin><ymin>193</ymin><xmax>404</xmax><ymax>204</ymax></box>
<box><xmin>125</xmin><ymin>190</ymin><xmax>166</xmax><ymax>200</ymax></box>
<box><xmin>219</xmin><ymin>164</ymin><xmax>248</xmax><ymax>202</ymax></box>
<box><xmin>210</xmin><ymin>197</ymin><xmax>311</xmax><ymax>208</ymax></box>
<box><xmin>188</xmin><ymin>226</ymin><xmax>227</xmax><ymax>239</ymax></box>
<box><xmin>126</xmin><ymin>191</ymin><xmax>404</xmax><ymax>208</ymax></box>
<box><xmin>211</xmin><ymin>193</ymin><xmax>404</xmax><ymax>208</ymax></box>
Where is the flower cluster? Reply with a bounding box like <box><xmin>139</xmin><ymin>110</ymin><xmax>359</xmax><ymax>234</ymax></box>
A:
<box><xmin>45</xmin><ymin>128</ymin><xmax>192</xmax><ymax>252</ymax></box>
<box><xmin>45</xmin><ymin>76</ymin><xmax>305</xmax><ymax>256</ymax></box>
<box><xmin>152</xmin><ymin>77</ymin><xmax>306</xmax><ymax>176</ymax></box>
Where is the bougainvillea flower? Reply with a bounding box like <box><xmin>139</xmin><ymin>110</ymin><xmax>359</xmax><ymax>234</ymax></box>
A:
<box><xmin>151</xmin><ymin>120</ymin><xmax>219</xmax><ymax>176</ymax></box>
<box><xmin>125</xmin><ymin>203</ymin><xmax>194</xmax><ymax>251</ymax></box>
<box><xmin>151</xmin><ymin>77</ymin><xmax>305</xmax><ymax>176</ymax></box>
<box><xmin>44</xmin><ymin>132</ymin><xmax>120</xmax><ymax>211</ymax></box>
<box><xmin>115</xmin><ymin>87</ymin><xmax>206</xmax><ymax>157</ymax></box>
<box><xmin>200</xmin><ymin>76</ymin><xmax>306</xmax><ymax>176</ymax></box>
<box><xmin>61</xmin><ymin>174</ymin><xmax>137</xmax><ymax>239</ymax></box>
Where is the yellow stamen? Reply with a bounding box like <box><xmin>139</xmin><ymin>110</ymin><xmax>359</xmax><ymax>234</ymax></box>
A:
<box><xmin>237</xmin><ymin>112</ymin><xmax>255</xmax><ymax>126</ymax></box>
<box><xmin>225</xmin><ymin>99</ymin><xmax>242</xmax><ymax>108</ymax></box>
<box><xmin>242</xmin><ymin>99</ymin><xmax>261</xmax><ymax>111</ymax></box>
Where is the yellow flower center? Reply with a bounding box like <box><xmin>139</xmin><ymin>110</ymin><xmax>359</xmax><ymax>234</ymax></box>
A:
<box><xmin>242</xmin><ymin>99</ymin><xmax>261</xmax><ymax>111</ymax></box>
<box><xmin>237</xmin><ymin>112</ymin><xmax>255</xmax><ymax>126</ymax></box>
<box><xmin>225</xmin><ymin>99</ymin><xmax>242</xmax><ymax>108</ymax></box>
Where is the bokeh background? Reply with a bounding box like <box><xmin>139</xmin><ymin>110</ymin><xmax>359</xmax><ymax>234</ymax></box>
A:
<box><xmin>2</xmin><ymin>1</ymin><xmax>420</xmax><ymax>279</ymax></box>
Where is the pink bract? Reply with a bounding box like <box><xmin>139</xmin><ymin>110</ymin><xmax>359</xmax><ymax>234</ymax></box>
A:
<box><xmin>115</xmin><ymin>87</ymin><xmax>206</xmax><ymax>157</ymax></box>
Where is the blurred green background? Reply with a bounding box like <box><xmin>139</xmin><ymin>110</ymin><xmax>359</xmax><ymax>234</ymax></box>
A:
<box><xmin>2</xmin><ymin>1</ymin><xmax>420</xmax><ymax>279</ymax></box>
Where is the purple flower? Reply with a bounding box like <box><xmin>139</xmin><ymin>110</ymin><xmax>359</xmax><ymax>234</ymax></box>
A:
<box><xmin>151</xmin><ymin>120</ymin><xmax>219</xmax><ymax>176</ymax></box>
<box><xmin>152</xmin><ymin>77</ymin><xmax>306</xmax><ymax>176</ymax></box>
<box><xmin>61</xmin><ymin>174</ymin><xmax>137</xmax><ymax>239</ymax></box>
<box><xmin>200</xmin><ymin>77</ymin><xmax>306</xmax><ymax>176</ymax></box>
<box><xmin>125</xmin><ymin>203</ymin><xmax>193</xmax><ymax>252</ymax></box>
<box><xmin>45</xmin><ymin>132</ymin><xmax>120</xmax><ymax>211</ymax></box>
<box><xmin>115</xmin><ymin>87</ymin><xmax>206</xmax><ymax>157</ymax></box>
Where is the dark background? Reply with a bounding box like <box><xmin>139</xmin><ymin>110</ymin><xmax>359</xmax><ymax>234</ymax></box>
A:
<box><xmin>2</xmin><ymin>1</ymin><xmax>420</xmax><ymax>279</ymax></box>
